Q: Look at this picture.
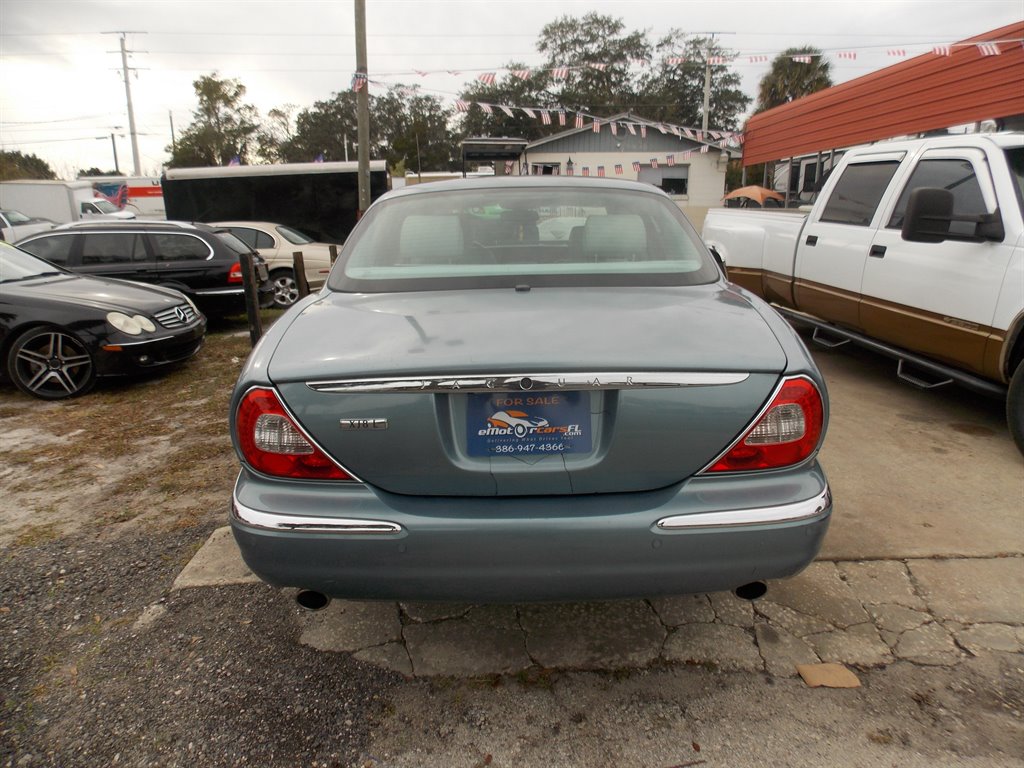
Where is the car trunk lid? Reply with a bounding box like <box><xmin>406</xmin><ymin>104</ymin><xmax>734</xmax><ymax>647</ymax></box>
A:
<box><xmin>271</xmin><ymin>286</ymin><xmax>788</xmax><ymax>495</ymax></box>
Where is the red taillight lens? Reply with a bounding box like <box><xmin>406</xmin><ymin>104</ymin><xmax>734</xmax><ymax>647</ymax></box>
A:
<box><xmin>228</xmin><ymin>262</ymin><xmax>243</xmax><ymax>284</ymax></box>
<box><xmin>235</xmin><ymin>387</ymin><xmax>355</xmax><ymax>480</ymax></box>
<box><xmin>707</xmin><ymin>376</ymin><xmax>824</xmax><ymax>473</ymax></box>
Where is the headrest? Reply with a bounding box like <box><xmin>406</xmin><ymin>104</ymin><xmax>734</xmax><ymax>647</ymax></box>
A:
<box><xmin>399</xmin><ymin>215</ymin><xmax>464</xmax><ymax>263</ymax></box>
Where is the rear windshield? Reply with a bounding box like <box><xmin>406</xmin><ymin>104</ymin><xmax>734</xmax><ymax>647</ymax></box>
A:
<box><xmin>329</xmin><ymin>185</ymin><xmax>719</xmax><ymax>292</ymax></box>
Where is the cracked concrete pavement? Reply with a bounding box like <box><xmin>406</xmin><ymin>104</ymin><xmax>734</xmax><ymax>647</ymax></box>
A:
<box><xmin>172</xmin><ymin>342</ymin><xmax>1024</xmax><ymax>681</ymax></box>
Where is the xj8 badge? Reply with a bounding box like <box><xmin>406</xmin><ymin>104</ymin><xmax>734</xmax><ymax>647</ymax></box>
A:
<box><xmin>467</xmin><ymin>392</ymin><xmax>591</xmax><ymax>457</ymax></box>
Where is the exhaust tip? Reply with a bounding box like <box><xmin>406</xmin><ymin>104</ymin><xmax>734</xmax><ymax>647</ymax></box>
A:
<box><xmin>733</xmin><ymin>581</ymin><xmax>768</xmax><ymax>601</ymax></box>
<box><xmin>295</xmin><ymin>589</ymin><xmax>331</xmax><ymax>611</ymax></box>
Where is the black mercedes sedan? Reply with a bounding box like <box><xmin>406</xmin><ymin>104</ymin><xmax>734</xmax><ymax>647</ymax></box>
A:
<box><xmin>0</xmin><ymin>241</ymin><xmax>207</xmax><ymax>399</ymax></box>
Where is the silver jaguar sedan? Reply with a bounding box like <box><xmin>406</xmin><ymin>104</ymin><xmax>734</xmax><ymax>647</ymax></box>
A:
<box><xmin>229</xmin><ymin>177</ymin><xmax>831</xmax><ymax>604</ymax></box>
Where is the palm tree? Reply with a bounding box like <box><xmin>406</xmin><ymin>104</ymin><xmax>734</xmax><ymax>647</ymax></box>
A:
<box><xmin>754</xmin><ymin>47</ymin><xmax>833</xmax><ymax>113</ymax></box>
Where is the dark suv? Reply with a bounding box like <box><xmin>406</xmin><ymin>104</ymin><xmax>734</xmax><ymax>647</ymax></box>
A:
<box><xmin>17</xmin><ymin>221</ymin><xmax>274</xmax><ymax>316</ymax></box>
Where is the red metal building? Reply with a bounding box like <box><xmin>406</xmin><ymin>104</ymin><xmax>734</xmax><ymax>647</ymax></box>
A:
<box><xmin>743</xmin><ymin>22</ymin><xmax>1024</xmax><ymax>166</ymax></box>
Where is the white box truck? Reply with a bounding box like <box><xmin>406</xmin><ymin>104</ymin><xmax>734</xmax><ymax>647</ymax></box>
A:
<box><xmin>0</xmin><ymin>180</ymin><xmax>136</xmax><ymax>225</ymax></box>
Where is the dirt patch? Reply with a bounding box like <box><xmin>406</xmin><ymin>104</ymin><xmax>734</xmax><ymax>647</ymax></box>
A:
<box><xmin>0</xmin><ymin>326</ymin><xmax>254</xmax><ymax>545</ymax></box>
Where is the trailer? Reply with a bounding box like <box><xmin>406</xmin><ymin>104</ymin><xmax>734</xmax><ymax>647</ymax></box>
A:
<box><xmin>90</xmin><ymin>176</ymin><xmax>167</xmax><ymax>218</ymax></box>
<box><xmin>161</xmin><ymin>161</ymin><xmax>389</xmax><ymax>244</ymax></box>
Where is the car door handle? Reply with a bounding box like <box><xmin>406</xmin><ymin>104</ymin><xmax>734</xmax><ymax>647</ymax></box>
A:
<box><xmin>805</xmin><ymin>235</ymin><xmax>818</xmax><ymax>246</ymax></box>
<box><xmin>869</xmin><ymin>245</ymin><xmax>887</xmax><ymax>258</ymax></box>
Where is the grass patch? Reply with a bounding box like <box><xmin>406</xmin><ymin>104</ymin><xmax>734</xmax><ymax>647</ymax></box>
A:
<box><xmin>14</xmin><ymin>523</ymin><xmax>60</xmax><ymax>547</ymax></box>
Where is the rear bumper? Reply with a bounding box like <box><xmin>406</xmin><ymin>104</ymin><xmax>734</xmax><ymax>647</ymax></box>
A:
<box><xmin>230</xmin><ymin>462</ymin><xmax>832</xmax><ymax>602</ymax></box>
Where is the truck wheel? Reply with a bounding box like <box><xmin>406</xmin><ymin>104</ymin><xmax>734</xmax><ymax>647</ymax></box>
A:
<box><xmin>271</xmin><ymin>269</ymin><xmax>299</xmax><ymax>308</ymax></box>
<box><xmin>7</xmin><ymin>326</ymin><xmax>96</xmax><ymax>400</ymax></box>
<box><xmin>1008</xmin><ymin>364</ymin><xmax>1024</xmax><ymax>455</ymax></box>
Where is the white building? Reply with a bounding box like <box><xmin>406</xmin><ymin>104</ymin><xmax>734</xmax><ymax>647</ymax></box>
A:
<box><xmin>516</xmin><ymin>112</ymin><xmax>736</xmax><ymax>231</ymax></box>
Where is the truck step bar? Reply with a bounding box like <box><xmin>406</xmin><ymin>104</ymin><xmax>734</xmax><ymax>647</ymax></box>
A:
<box><xmin>896</xmin><ymin>360</ymin><xmax>954</xmax><ymax>390</ymax></box>
<box><xmin>775</xmin><ymin>306</ymin><xmax>1007</xmax><ymax>399</ymax></box>
<box><xmin>811</xmin><ymin>328</ymin><xmax>851</xmax><ymax>350</ymax></box>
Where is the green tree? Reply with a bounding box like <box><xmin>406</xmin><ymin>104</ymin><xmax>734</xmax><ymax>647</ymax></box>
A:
<box><xmin>455</xmin><ymin>17</ymin><xmax>749</xmax><ymax>140</ymax></box>
<box><xmin>256</xmin><ymin>105</ymin><xmax>297</xmax><ymax>164</ymax></box>
<box><xmin>0</xmin><ymin>150</ymin><xmax>56</xmax><ymax>180</ymax></box>
<box><xmin>166</xmin><ymin>74</ymin><xmax>261</xmax><ymax>167</ymax></box>
<box><xmin>373</xmin><ymin>88</ymin><xmax>457</xmax><ymax>172</ymax></box>
<box><xmin>282</xmin><ymin>91</ymin><xmax>363</xmax><ymax>163</ymax></box>
<box><xmin>639</xmin><ymin>35</ymin><xmax>750</xmax><ymax>130</ymax></box>
<box><xmin>77</xmin><ymin>167</ymin><xmax>118</xmax><ymax>177</ymax></box>
<box><xmin>536</xmin><ymin>13</ymin><xmax>650</xmax><ymax>112</ymax></box>
<box><xmin>754</xmin><ymin>47</ymin><xmax>833</xmax><ymax>113</ymax></box>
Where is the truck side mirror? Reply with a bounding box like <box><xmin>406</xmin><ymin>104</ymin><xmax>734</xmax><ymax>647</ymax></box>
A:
<box><xmin>901</xmin><ymin>188</ymin><xmax>953</xmax><ymax>243</ymax></box>
<box><xmin>902</xmin><ymin>187</ymin><xmax>1005</xmax><ymax>243</ymax></box>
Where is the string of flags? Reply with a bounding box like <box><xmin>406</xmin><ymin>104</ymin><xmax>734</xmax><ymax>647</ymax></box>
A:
<box><xmin>366</xmin><ymin>39</ymin><xmax>1021</xmax><ymax>86</ymax></box>
<box><xmin>348</xmin><ymin>36</ymin><xmax>1020</xmax><ymax>153</ymax></box>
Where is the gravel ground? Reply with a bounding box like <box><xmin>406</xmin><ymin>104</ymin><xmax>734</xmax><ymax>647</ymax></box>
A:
<box><xmin>0</xmin><ymin>318</ymin><xmax>397</xmax><ymax>767</ymax></box>
<box><xmin>2</xmin><ymin>318</ymin><xmax>1022</xmax><ymax>768</ymax></box>
<box><xmin>0</xmin><ymin>525</ymin><xmax>401</xmax><ymax>768</ymax></box>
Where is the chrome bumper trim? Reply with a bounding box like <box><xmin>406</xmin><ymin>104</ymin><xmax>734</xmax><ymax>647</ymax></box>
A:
<box><xmin>656</xmin><ymin>486</ymin><xmax>831</xmax><ymax>530</ymax></box>
<box><xmin>232</xmin><ymin>497</ymin><xmax>402</xmax><ymax>534</ymax></box>
<box><xmin>307</xmin><ymin>371</ymin><xmax>750</xmax><ymax>394</ymax></box>
<box><xmin>195</xmin><ymin>287</ymin><xmax>245</xmax><ymax>296</ymax></box>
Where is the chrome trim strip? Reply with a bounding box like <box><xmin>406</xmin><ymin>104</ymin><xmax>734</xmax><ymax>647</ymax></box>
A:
<box><xmin>232</xmin><ymin>497</ymin><xmax>403</xmax><ymax>534</ymax></box>
<box><xmin>656</xmin><ymin>486</ymin><xmax>831</xmax><ymax>530</ymax></box>
<box><xmin>104</xmin><ymin>335</ymin><xmax>179</xmax><ymax>347</ymax></box>
<box><xmin>307</xmin><ymin>371</ymin><xmax>750</xmax><ymax>394</ymax></box>
<box><xmin>195</xmin><ymin>287</ymin><xmax>245</xmax><ymax>295</ymax></box>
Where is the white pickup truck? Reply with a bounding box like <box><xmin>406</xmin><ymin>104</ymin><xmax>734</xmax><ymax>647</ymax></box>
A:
<box><xmin>703</xmin><ymin>132</ymin><xmax>1024</xmax><ymax>450</ymax></box>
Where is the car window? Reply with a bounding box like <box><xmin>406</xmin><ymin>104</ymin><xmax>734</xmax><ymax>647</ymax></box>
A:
<box><xmin>254</xmin><ymin>231</ymin><xmax>275</xmax><ymax>249</ymax></box>
<box><xmin>887</xmin><ymin>158</ymin><xmax>988</xmax><ymax>237</ymax></box>
<box><xmin>150</xmin><ymin>233</ymin><xmax>212</xmax><ymax>262</ymax></box>
<box><xmin>0</xmin><ymin>242</ymin><xmax>68</xmax><ymax>281</ymax></box>
<box><xmin>1008</xmin><ymin>146</ymin><xmax>1024</xmax><ymax>218</ymax></box>
<box><xmin>18</xmin><ymin>234</ymin><xmax>75</xmax><ymax>266</ymax></box>
<box><xmin>80</xmin><ymin>233</ymin><xmax>145</xmax><ymax>265</ymax></box>
<box><xmin>332</xmin><ymin>186</ymin><xmax>719</xmax><ymax>292</ymax></box>
<box><xmin>276</xmin><ymin>225</ymin><xmax>313</xmax><ymax>245</ymax></box>
<box><xmin>818</xmin><ymin>161</ymin><xmax>901</xmax><ymax>226</ymax></box>
<box><xmin>1</xmin><ymin>209</ymin><xmax>32</xmax><ymax>225</ymax></box>
<box><xmin>215</xmin><ymin>231</ymin><xmax>256</xmax><ymax>255</ymax></box>
<box><xmin>228</xmin><ymin>228</ymin><xmax>259</xmax><ymax>249</ymax></box>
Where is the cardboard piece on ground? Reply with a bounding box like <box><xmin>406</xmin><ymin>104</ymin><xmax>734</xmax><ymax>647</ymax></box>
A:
<box><xmin>796</xmin><ymin>662</ymin><xmax>861</xmax><ymax>688</ymax></box>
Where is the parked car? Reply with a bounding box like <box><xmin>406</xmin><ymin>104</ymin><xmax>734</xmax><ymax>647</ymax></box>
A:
<box><xmin>212</xmin><ymin>221</ymin><xmax>338</xmax><ymax>308</ymax></box>
<box><xmin>0</xmin><ymin>208</ymin><xmax>55</xmax><ymax>243</ymax></box>
<box><xmin>0</xmin><ymin>241</ymin><xmax>206</xmax><ymax>399</ymax></box>
<box><xmin>229</xmin><ymin>177</ymin><xmax>833</xmax><ymax>604</ymax></box>
<box><xmin>16</xmin><ymin>220</ymin><xmax>275</xmax><ymax>316</ymax></box>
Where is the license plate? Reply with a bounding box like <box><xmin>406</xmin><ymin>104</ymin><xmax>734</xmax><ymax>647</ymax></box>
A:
<box><xmin>466</xmin><ymin>391</ymin><xmax>591</xmax><ymax>457</ymax></box>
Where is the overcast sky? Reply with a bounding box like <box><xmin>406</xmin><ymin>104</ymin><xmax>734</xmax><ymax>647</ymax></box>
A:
<box><xmin>1</xmin><ymin>0</ymin><xmax>1021</xmax><ymax>178</ymax></box>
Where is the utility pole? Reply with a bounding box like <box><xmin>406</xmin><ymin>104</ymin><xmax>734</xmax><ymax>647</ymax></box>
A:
<box><xmin>169</xmin><ymin>110</ymin><xmax>176</xmax><ymax>155</ymax></box>
<box><xmin>354</xmin><ymin>0</ymin><xmax>371</xmax><ymax>216</ymax></box>
<box><xmin>110</xmin><ymin>133</ymin><xmax>121</xmax><ymax>174</ymax></box>
<box><xmin>105</xmin><ymin>32</ymin><xmax>145</xmax><ymax>176</ymax></box>
<box><xmin>696</xmin><ymin>31</ymin><xmax>733</xmax><ymax>133</ymax></box>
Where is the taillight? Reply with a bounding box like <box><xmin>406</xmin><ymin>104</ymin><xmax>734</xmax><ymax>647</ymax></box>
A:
<box><xmin>228</xmin><ymin>262</ymin><xmax>243</xmax><ymax>284</ymax></box>
<box><xmin>235</xmin><ymin>387</ymin><xmax>355</xmax><ymax>480</ymax></box>
<box><xmin>707</xmin><ymin>376</ymin><xmax>824</xmax><ymax>472</ymax></box>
